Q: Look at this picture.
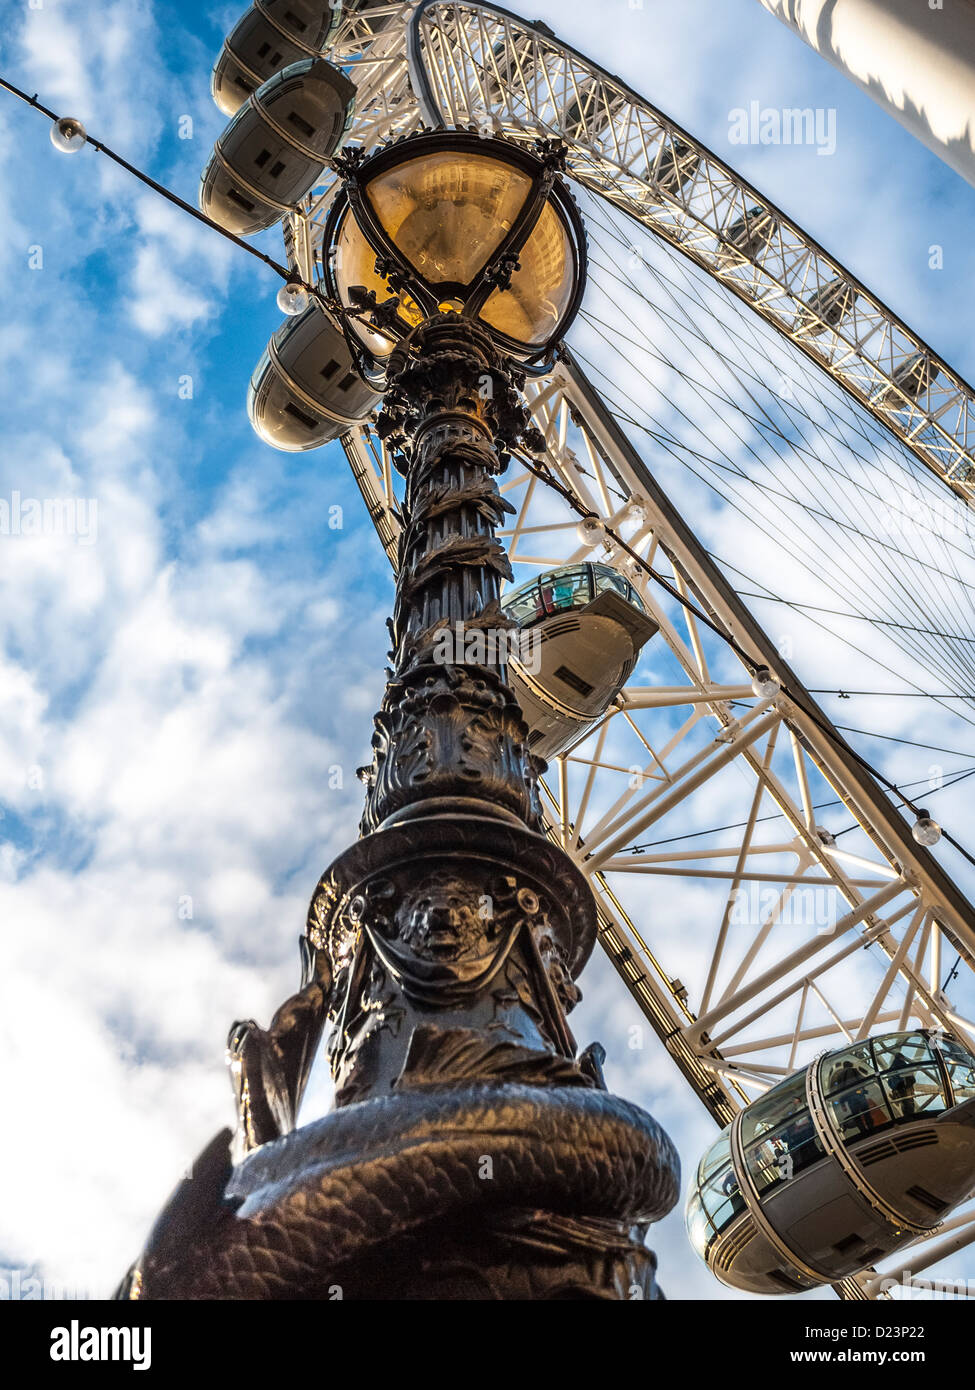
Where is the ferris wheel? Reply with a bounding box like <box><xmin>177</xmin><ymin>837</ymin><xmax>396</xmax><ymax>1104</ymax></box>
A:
<box><xmin>191</xmin><ymin>0</ymin><xmax>975</xmax><ymax>1300</ymax></box>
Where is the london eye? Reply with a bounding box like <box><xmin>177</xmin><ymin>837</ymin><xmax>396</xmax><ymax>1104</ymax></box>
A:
<box><xmin>4</xmin><ymin>0</ymin><xmax>975</xmax><ymax>1317</ymax></box>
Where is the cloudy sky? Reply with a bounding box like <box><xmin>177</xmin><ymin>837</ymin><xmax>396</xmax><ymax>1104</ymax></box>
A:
<box><xmin>1</xmin><ymin>0</ymin><xmax>974</xmax><ymax>1302</ymax></box>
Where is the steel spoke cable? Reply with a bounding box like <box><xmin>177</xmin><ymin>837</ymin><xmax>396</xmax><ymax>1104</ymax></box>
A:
<box><xmin>598</xmin><ymin>254</ymin><xmax>973</xmax><ymax>683</ymax></box>
<box><xmin>582</xmin><ymin>193</ymin><xmax>975</xmax><ymax>657</ymax></box>
<box><xmin>572</xmin><ymin>326</ymin><xmax>975</xmax><ymax>705</ymax></box>
<box><xmin>578</xmin><ymin>239</ymin><xmax>975</xmax><ymax>683</ymax></box>
<box><xmin>572</xmin><ymin>320</ymin><xmax>975</xmax><ymax>700</ymax></box>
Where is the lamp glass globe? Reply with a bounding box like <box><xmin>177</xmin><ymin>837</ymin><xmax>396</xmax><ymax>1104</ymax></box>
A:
<box><xmin>51</xmin><ymin>117</ymin><xmax>86</xmax><ymax>153</ymax></box>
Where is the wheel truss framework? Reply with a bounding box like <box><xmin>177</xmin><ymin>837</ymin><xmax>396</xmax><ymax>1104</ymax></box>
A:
<box><xmin>289</xmin><ymin>0</ymin><xmax>975</xmax><ymax>1298</ymax></box>
<box><xmin>296</xmin><ymin>0</ymin><xmax>975</xmax><ymax>501</ymax></box>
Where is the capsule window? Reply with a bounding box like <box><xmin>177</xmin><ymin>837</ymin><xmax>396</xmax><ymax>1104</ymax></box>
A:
<box><xmin>338</xmin><ymin>371</ymin><xmax>357</xmax><ymax>393</ymax></box>
<box><xmin>828</xmin><ymin>1077</ymin><xmax>893</xmax><ymax>1144</ymax></box>
<box><xmin>257</xmin><ymin>43</ymin><xmax>284</xmax><ymax>67</ymax></box>
<box><xmin>284</xmin><ymin>10</ymin><xmax>308</xmax><ymax>31</ymax></box>
<box><xmin>822</xmin><ymin>1042</ymin><xmax>876</xmax><ymax>1095</ymax></box>
<box><xmin>320</xmin><ymin>359</ymin><xmax>340</xmax><ymax>380</ymax></box>
<box><xmin>685</xmin><ymin>1192</ymin><xmax>713</xmax><ymax>1259</ymax></box>
<box><xmin>743</xmin><ymin>1107</ymin><xmax>824</xmax><ymax>1194</ymax></box>
<box><xmin>255</xmin><ymin>149</ymin><xmax>272</xmax><ymax>168</ymax></box>
<box><xmin>284</xmin><ymin>402</ymin><xmax>318</xmax><ymax>431</ymax></box>
<box><xmin>287</xmin><ymin>110</ymin><xmax>316</xmax><ymax>139</ymax></box>
<box><xmin>940</xmin><ymin>1038</ymin><xmax>975</xmax><ymax>1103</ymax></box>
<box><xmin>872</xmin><ymin>1033</ymin><xmax>934</xmax><ymax>1074</ymax></box>
<box><xmin>883</xmin><ymin>1062</ymin><xmax>949</xmax><ymax>1120</ymax></box>
<box><xmin>625</xmin><ymin>582</ymin><xmax>647</xmax><ymax>612</ymax></box>
<box><xmin>696</xmin><ymin>1131</ymin><xmax>732</xmax><ymax>1187</ymax></box>
<box><xmin>502</xmin><ymin>583</ymin><xmax>545</xmax><ymax>628</ymax></box>
<box><xmin>594</xmin><ymin>569</ymin><xmax>629</xmax><ymax>600</ymax></box>
<box><xmin>554</xmin><ymin>666</ymin><xmax>594</xmax><ymax>698</ymax></box>
<box><xmin>699</xmin><ymin>1171</ymin><xmax>745</xmax><ymax>1234</ymax></box>
<box><xmin>540</xmin><ymin>568</ymin><xmax>590</xmax><ymax>616</ymax></box>
<box><xmin>739</xmin><ymin>1071</ymin><xmax>807</xmax><ymax>1146</ymax></box>
<box><xmin>226</xmin><ymin>187</ymin><xmax>256</xmax><ymax>212</ymax></box>
<box><xmin>269</xmin><ymin>161</ymin><xmax>286</xmax><ymax>179</ymax></box>
<box><xmin>872</xmin><ymin>1034</ymin><xmax>951</xmax><ymax>1120</ymax></box>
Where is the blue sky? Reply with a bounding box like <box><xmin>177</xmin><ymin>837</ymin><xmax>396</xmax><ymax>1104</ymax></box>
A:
<box><xmin>1</xmin><ymin>0</ymin><xmax>974</xmax><ymax>1300</ymax></box>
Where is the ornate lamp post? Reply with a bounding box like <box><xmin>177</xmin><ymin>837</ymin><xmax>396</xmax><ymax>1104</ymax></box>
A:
<box><xmin>120</xmin><ymin>131</ymin><xmax>679</xmax><ymax>1301</ymax></box>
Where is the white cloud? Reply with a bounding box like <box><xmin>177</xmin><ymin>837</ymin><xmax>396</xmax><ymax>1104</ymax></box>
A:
<box><xmin>129</xmin><ymin>243</ymin><xmax>216</xmax><ymax>336</ymax></box>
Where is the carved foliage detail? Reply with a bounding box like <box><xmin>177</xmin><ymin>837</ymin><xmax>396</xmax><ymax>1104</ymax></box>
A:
<box><xmin>359</xmin><ymin>664</ymin><xmax>545</xmax><ymax>834</ymax></box>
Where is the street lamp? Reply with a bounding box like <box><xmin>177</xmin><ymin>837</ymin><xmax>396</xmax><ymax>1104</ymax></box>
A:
<box><xmin>121</xmin><ymin>128</ymin><xmax>679</xmax><ymax>1304</ymax></box>
<box><xmin>322</xmin><ymin>130</ymin><xmax>587</xmax><ymax>369</ymax></box>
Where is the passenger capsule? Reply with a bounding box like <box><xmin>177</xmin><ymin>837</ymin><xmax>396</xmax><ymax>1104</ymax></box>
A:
<box><xmin>562</xmin><ymin>82</ymin><xmax>633</xmax><ymax>147</ymax></box>
<box><xmin>211</xmin><ymin>1</ymin><xmax>343</xmax><ymax>117</ymax></box>
<box><xmin>248</xmin><ymin>301</ymin><xmax>381</xmax><ymax>451</ymax></box>
<box><xmin>686</xmin><ymin>1030</ymin><xmax>975</xmax><ymax>1294</ymax></box>
<box><xmin>717</xmin><ymin>205</ymin><xmax>778</xmax><ymax>266</ymax></box>
<box><xmin>878</xmin><ymin>350</ymin><xmax>940</xmax><ymax>407</ymax></box>
<box><xmin>201</xmin><ymin>56</ymin><xmax>356</xmax><ymax>237</ymax></box>
<box><xmin>651</xmin><ymin>136</ymin><xmax>699</xmax><ymax>199</ymax></box>
<box><xmin>794</xmin><ymin>276</ymin><xmax>857</xmax><ymax>338</ymax></box>
<box><xmin>500</xmin><ymin>562</ymin><xmax>659</xmax><ymax>760</ymax></box>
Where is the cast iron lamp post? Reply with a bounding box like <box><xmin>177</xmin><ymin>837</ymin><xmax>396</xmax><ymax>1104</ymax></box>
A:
<box><xmin>120</xmin><ymin>130</ymin><xmax>679</xmax><ymax>1301</ymax></box>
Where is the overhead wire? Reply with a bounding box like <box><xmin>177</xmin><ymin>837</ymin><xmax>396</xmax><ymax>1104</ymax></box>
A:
<box><xmin>0</xmin><ymin>72</ymin><xmax>406</xmax><ymax>356</ymax></box>
<box><xmin>628</xmin><ymin>763</ymin><xmax>975</xmax><ymax>854</ymax></box>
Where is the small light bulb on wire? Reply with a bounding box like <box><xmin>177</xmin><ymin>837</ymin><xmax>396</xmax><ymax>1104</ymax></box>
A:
<box><xmin>576</xmin><ymin>515</ymin><xmax>606</xmax><ymax>548</ymax></box>
<box><xmin>751</xmin><ymin>666</ymin><xmax>780</xmax><ymax>699</ymax></box>
<box><xmin>50</xmin><ymin>116</ymin><xmax>86</xmax><ymax>153</ymax></box>
<box><xmin>912</xmin><ymin>810</ymin><xmax>942</xmax><ymax>847</ymax></box>
<box><xmin>277</xmin><ymin>280</ymin><xmax>310</xmax><ymax>316</ymax></box>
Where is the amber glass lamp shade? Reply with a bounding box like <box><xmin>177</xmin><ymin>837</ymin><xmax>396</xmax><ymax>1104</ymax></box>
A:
<box><xmin>328</xmin><ymin>134</ymin><xmax>585</xmax><ymax>362</ymax></box>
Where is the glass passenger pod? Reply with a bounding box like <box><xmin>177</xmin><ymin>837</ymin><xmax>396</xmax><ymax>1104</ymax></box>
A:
<box><xmin>201</xmin><ymin>57</ymin><xmax>356</xmax><ymax>237</ymax></box>
<box><xmin>877</xmin><ymin>351</ymin><xmax>941</xmax><ymax>409</ymax></box>
<box><xmin>651</xmin><ymin>137</ymin><xmax>699</xmax><ymax>200</ymax></box>
<box><xmin>794</xmin><ymin>276</ymin><xmax>857</xmax><ymax>339</ymax></box>
<box><xmin>211</xmin><ymin>1</ymin><xmax>342</xmax><ymax>117</ymax></box>
<box><xmin>686</xmin><ymin>1031</ymin><xmax>975</xmax><ymax>1294</ymax></box>
<box><xmin>717</xmin><ymin>205</ymin><xmax>778</xmax><ymax>268</ymax></box>
<box><xmin>498</xmin><ymin>563</ymin><xmax>658</xmax><ymax>761</ymax></box>
<box><xmin>248</xmin><ymin>302</ymin><xmax>381</xmax><ymax>451</ymax></box>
